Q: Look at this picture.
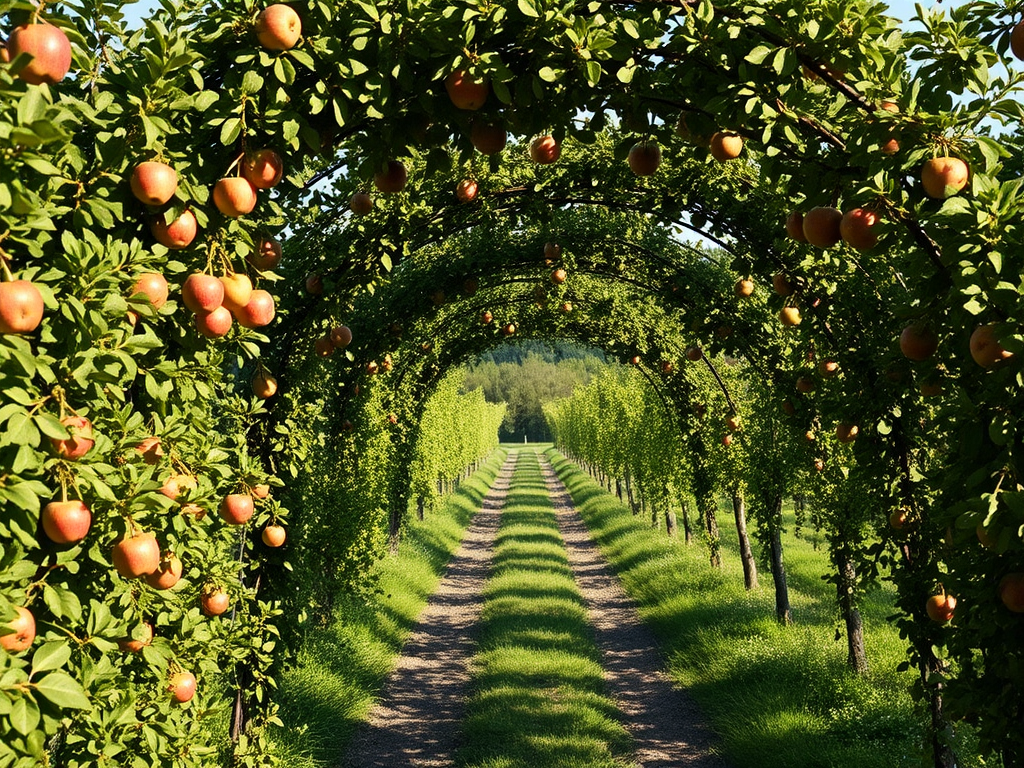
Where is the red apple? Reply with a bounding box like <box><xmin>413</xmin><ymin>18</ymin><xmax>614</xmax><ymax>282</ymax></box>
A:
<box><xmin>889</xmin><ymin>508</ymin><xmax>909</xmax><ymax>530</ymax></box>
<box><xmin>242</xmin><ymin>149</ymin><xmax>284</xmax><ymax>189</ymax></box>
<box><xmin>219</xmin><ymin>274</ymin><xmax>253</xmax><ymax>312</ymax></box>
<box><xmin>480</xmin><ymin>311</ymin><xmax>493</xmax><ymax>325</ymax></box>
<box><xmin>970</xmin><ymin>324</ymin><xmax>1013</xmax><ymax>368</ymax></box>
<box><xmin>686</xmin><ymin>346</ymin><xmax>703</xmax><ymax>362</ymax></box>
<box><xmin>252</xmin><ymin>370</ymin><xmax>278</xmax><ymax>399</ymax></box>
<box><xmin>314</xmin><ymin>336</ymin><xmax>334</xmax><ymax>357</ymax></box>
<box><xmin>366</xmin><ymin>360</ymin><xmax>379</xmax><ymax>375</ymax></box>
<box><xmin>998</xmin><ymin>572</ymin><xmax>1024</xmax><ymax>613</ymax></box>
<box><xmin>502</xmin><ymin>323</ymin><xmax>516</xmax><ymax>336</ymax></box>
<box><xmin>130</xmin><ymin>162</ymin><xmax>177</xmax><ymax>206</ymax></box>
<box><xmin>0</xmin><ymin>606</ymin><xmax>35</xmax><ymax>653</ymax></box>
<box><xmin>0</xmin><ymin>280</ymin><xmax>45</xmax><ymax>334</ymax></box>
<box><xmin>709</xmin><ymin>132</ymin><xmax>743</xmax><ymax>161</ymax></box>
<box><xmin>551</xmin><ymin>268</ymin><xmax>567</xmax><ymax>284</ymax></box>
<box><xmin>51</xmin><ymin>415</ymin><xmax>94</xmax><ymax>460</ymax></box>
<box><xmin>159</xmin><ymin>473</ymin><xmax>197</xmax><ymax>500</ymax></box>
<box><xmin>462</xmin><ymin>277</ymin><xmax>479</xmax><ymax>296</ymax></box>
<box><xmin>255</xmin><ymin>4</ymin><xmax>302</xmax><ymax>50</ymax></box>
<box><xmin>660</xmin><ymin>361</ymin><xmax>674</xmax><ymax>374</ymax></box>
<box><xmin>818</xmin><ymin>360</ymin><xmax>839</xmax><ymax>378</ymax></box>
<box><xmin>445</xmin><ymin>69</ymin><xmax>489</xmax><ymax>110</ymax></box>
<box><xmin>725</xmin><ymin>415</ymin><xmax>740</xmax><ymax>431</ymax></box>
<box><xmin>7</xmin><ymin>23</ymin><xmax>72</xmax><ymax>85</ymax></box>
<box><xmin>350</xmin><ymin>191</ymin><xmax>373</xmax><ymax>215</ymax></box>
<box><xmin>802</xmin><ymin>206</ymin><xmax>843</xmax><ymax>248</ymax></box>
<box><xmin>262</xmin><ymin>524</ymin><xmax>286</xmax><ymax>547</ymax></box>
<box><xmin>201</xmin><ymin>586</ymin><xmax>230</xmax><ymax>617</ymax></box>
<box><xmin>456</xmin><ymin>179</ymin><xmax>478</xmax><ymax>203</ymax></box>
<box><xmin>131</xmin><ymin>273</ymin><xmax>169</xmax><ymax>309</ymax></box>
<box><xmin>213</xmin><ymin>177</ymin><xmax>258</xmax><ymax>217</ymax></box>
<box><xmin>374</xmin><ymin>161</ymin><xmax>408</xmax><ymax>193</ymax></box>
<box><xmin>235</xmin><ymin>290</ymin><xmax>276</xmax><ymax>328</ymax></box>
<box><xmin>151</xmin><ymin>209</ymin><xmax>197</xmax><ymax>249</ymax></box>
<box><xmin>900</xmin><ymin>324</ymin><xmax>939</xmax><ymax>361</ymax></box>
<box><xmin>560</xmin><ymin>301</ymin><xmax>572</xmax><ymax>313</ymax></box>
<box><xmin>136</xmin><ymin>436</ymin><xmax>163</xmax><ymax>465</ymax></box>
<box><xmin>734</xmin><ymin>279</ymin><xmax>755</xmax><ymax>298</ymax></box>
<box><xmin>772</xmin><ymin>273</ymin><xmax>793</xmax><ymax>296</ymax></box>
<box><xmin>840</xmin><ymin>208</ymin><xmax>879</xmax><ymax>250</ymax></box>
<box><xmin>530</xmin><ymin>135</ymin><xmax>560</xmax><ymax>164</ymax></box>
<box><xmin>1012</xmin><ymin>21</ymin><xmax>1024</xmax><ymax>61</ymax></box>
<box><xmin>118</xmin><ymin>622</ymin><xmax>153</xmax><ymax>653</ymax></box>
<box><xmin>195</xmin><ymin>306</ymin><xmax>233</xmax><ymax>338</ymax></box>
<box><xmin>252</xmin><ymin>484</ymin><xmax>271</xmax><ymax>499</ymax></box>
<box><xmin>627</xmin><ymin>141</ymin><xmax>661</xmax><ymax>176</ymax></box>
<box><xmin>836</xmin><ymin>423</ymin><xmax>859</xmax><ymax>443</ymax></box>
<box><xmin>722</xmin><ymin>434</ymin><xmax>733</xmax><ymax>446</ymax></box>
<box><xmin>470</xmin><ymin>121</ymin><xmax>507</xmax><ymax>155</ymax></box>
<box><xmin>785</xmin><ymin>211</ymin><xmax>807</xmax><ymax>242</ymax></box>
<box><xmin>182</xmin><ymin>274</ymin><xmax>224</xmax><ymax>313</ymax></box>
<box><xmin>111</xmin><ymin>531</ymin><xmax>161</xmax><ymax>578</ymax></box>
<box><xmin>926</xmin><ymin>592</ymin><xmax>956</xmax><ymax>623</ymax></box>
<box><xmin>779</xmin><ymin>306</ymin><xmax>802</xmax><ymax>326</ymax></box>
<box><xmin>306</xmin><ymin>273</ymin><xmax>323</xmax><ymax>296</ymax></box>
<box><xmin>220</xmin><ymin>494</ymin><xmax>254</xmax><ymax>525</ymax></box>
<box><xmin>796</xmin><ymin>376</ymin><xmax>816</xmax><ymax>393</ymax></box>
<box><xmin>41</xmin><ymin>500</ymin><xmax>91</xmax><ymax>544</ymax></box>
<box><xmin>330</xmin><ymin>325</ymin><xmax>353</xmax><ymax>348</ymax></box>
<box><xmin>145</xmin><ymin>552</ymin><xmax>183</xmax><ymax>590</ymax></box>
<box><xmin>249</xmin><ymin>238</ymin><xmax>282</xmax><ymax>271</ymax></box>
<box><xmin>921</xmin><ymin>157</ymin><xmax>969</xmax><ymax>199</ymax></box>
<box><xmin>168</xmin><ymin>670</ymin><xmax>197</xmax><ymax>703</ymax></box>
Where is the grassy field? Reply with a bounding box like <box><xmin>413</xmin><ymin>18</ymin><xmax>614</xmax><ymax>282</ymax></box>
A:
<box><xmin>270</xmin><ymin>448</ymin><xmax>508</xmax><ymax>767</ymax></box>
<box><xmin>456</xmin><ymin>448</ymin><xmax>636</xmax><ymax>768</ymax></box>
<box><xmin>545</xmin><ymin>448</ymin><xmax>987</xmax><ymax>768</ymax></box>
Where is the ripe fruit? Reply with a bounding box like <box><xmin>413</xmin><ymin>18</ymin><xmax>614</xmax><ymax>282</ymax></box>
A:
<box><xmin>772</xmin><ymin>273</ymin><xmax>793</xmax><ymax>296</ymax></box>
<box><xmin>255</xmin><ymin>4</ymin><xmax>302</xmax><ymax>50</ymax></box>
<box><xmin>374</xmin><ymin>161</ymin><xmax>408</xmax><ymax>193</ymax></box>
<box><xmin>213</xmin><ymin>178</ymin><xmax>258</xmax><ymax>217</ymax></box>
<box><xmin>725</xmin><ymin>415</ymin><xmax>740</xmax><ymax>431</ymax></box>
<box><xmin>250</xmin><ymin>238</ymin><xmax>282</xmax><ymax>271</ymax></box>
<box><xmin>734</xmin><ymin>279</ymin><xmax>755</xmax><ymax>298</ymax></box>
<box><xmin>145</xmin><ymin>552</ymin><xmax>183</xmax><ymax>590</ymax></box>
<box><xmin>252</xmin><ymin>371</ymin><xmax>278</xmax><ymax>399</ymax></box>
<box><xmin>151</xmin><ymin>209</ymin><xmax>197</xmax><ymax>249</ymax></box>
<box><xmin>130</xmin><ymin>162</ymin><xmax>178</xmax><ymax>206</ymax></box>
<box><xmin>551</xmin><ymin>268</ymin><xmax>567</xmax><ymax>285</ymax></box>
<box><xmin>839</xmin><ymin>208</ymin><xmax>879</xmax><ymax>250</ymax></box>
<box><xmin>330</xmin><ymin>325</ymin><xmax>353</xmax><ymax>348</ymax></box>
<box><xmin>627</xmin><ymin>142</ymin><xmax>662</xmax><ymax>176</ymax></box>
<box><xmin>779</xmin><ymin>306</ymin><xmax>802</xmax><ymax>326</ymax></box>
<box><xmin>998</xmin><ymin>573</ymin><xmax>1024</xmax><ymax>613</ymax></box>
<box><xmin>219</xmin><ymin>274</ymin><xmax>254</xmax><ymax>313</ymax></box>
<box><xmin>802</xmin><ymin>206</ymin><xmax>843</xmax><ymax>248</ymax></box>
<box><xmin>560</xmin><ymin>302</ymin><xmax>573</xmax><ymax>313</ymax></box>
<box><xmin>7</xmin><ymin>23</ymin><xmax>73</xmax><ymax>85</ymax></box>
<box><xmin>0</xmin><ymin>280</ymin><xmax>45</xmax><ymax>334</ymax></box>
<box><xmin>136</xmin><ymin>436</ymin><xmax>163</xmax><ymax>465</ymax></box>
<box><xmin>889</xmin><ymin>508</ymin><xmax>909</xmax><ymax>530</ymax></box>
<box><xmin>159</xmin><ymin>473</ymin><xmax>197</xmax><ymax>501</ymax></box>
<box><xmin>785</xmin><ymin>211</ymin><xmax>807</xmax><ymax>242</ymax></box>
<box><xmin>220</xmin><ymin>494</ymin><xmax>254</xmax><ymax>525</ymax></box>
<box><xmin>900</xmin><ymin>324</ymin><xmax>939</xmax><ymax>361</ymax></box>
<box><xmin>921</xmin><ymin>157</ymin><xmax>969</xmax><ymax>199</ymax></box>
<box><xmin>118</xmin><ymin>622</ymin><xmax>153</xmax><ymax>653</ymax></box>
<box><xmin>926</xmin><ymin>592</ymin><xmax>956</xmax><ymax>623</ymax></box>
<box><xmin>781</xmin><ymin>399</ymin><xmax>796</xmax><ymax>416</ymax></box>
<box><xmin>709</xmin><ymin>132</ymin><xmax>743</xmax><ymax>161</ymax></box>
<box><xmin>920</xmin><ymin>382</ymin><xmax>943</xmax><ymax>397</ymax></box>
<box><xmin>350</xmin><ymin>191</ymin><xmax>373</xmax><ymax>215</ymax></box>
<box><xmin>314</xmin><ymin>336</ymin><xmax>333</xmax><ymax>357</ymax></box>
<box><xmin>366</xmin><ymin>360</ymin><xmax>379</xmax><ymax>375</ymax></box>
<box><xmin>182</xmin><ymin>274</ymin><xmax>224</xmax><ymax>314</ymax></box>
<box><xmin>463</xmin><ymin>277</ymin><xmax>479</xmax><ymax>296</ymax></box>
<box><xmin>629</xmin><ymin>355</ymin><xmax>641</xmax><ymax>366</ymax></box>
<box><xmin>41</xmin><ymin>500</ymin><xmax>92</xmax><ymax>544</ymax></box>
<box><xmin>234</xmin><ymin>290</ymin><xmax>275</xmax><ymax>328</ymax></box>
<box><xmin>242</xmin><ymin>149</ymin><xmax>284</xmax><ymax>189</ymax></box>
<box><xmin>262</xmin><ymin>524</ymin><xmax>286</xmax><ymax>547</ymax></box>
<box><xmin>796</xmin><ymin>376</ymin><xmax>816</xmax><ymax>393</ymax></box>
<box><xmin>445</xmin><ymin>69</ymin><xmax>489</xmax><ymax>110</ymax></box>
<box><xmin>169</xmin><ymin>670</ymin><xmax>197</xmax><ymax>703</ymax></box>
<box><xmin>529</xmin><ymin>135</ymin><xmax>560</xmax><ymax>164</ymax></box>
<box><xmin>804</xmin><ymin>430</ymin><xmax>816</xmax><ymax>443</ymax></box>
<box><xmin>131</xmin><ymin>273</ymin><xmax>169</xmax><ymax>309</ymax></box>
<box><xmin>0</xmin><ymin>606</ymin><xmax>35</xmax><ymax>653</ymax></box>
<box><xmin>480</xmin><ymin>311</ymin><xmax>493</xmax><ymax>325</ymax></box>
<box><xmin>970</xmin><ymin>324</ymin><xmax>1013</xmax><ymax>368</ymax></box>
<box><xmin>818</xmin><ymin>360</ymin><xmax>839</xmax><ymax>378</ymax></box>
<box><xmin>502</xmin><ymin>323</ymin><xmax>516</xmax><ymax>336</ymax></box>
<box><xmin>470</xmin><ymin>121</ymin><xmax>507</xmax><ymax>155</ymax></box>
<box><xmin>836</xmin><ymin>423</ymin><xmax>859</xmax><ymax>443</ymax></box>
<box><xmin>674</xmin><ymin>113</ymin><xmax>709</xmax><ymax>146</ymax></box>
<box><xmin>686</xmin><ymin>346</ymin><xmax>703</xmax><ymax>362</ymax></box>
<box><xmin>1012</xmin><ymin>21</ymin><xmax>1024</xmax><ymax>61</ymax></box>
<box><xmin>813</xmin><ymin>458</ymin><xmax>824</xmax><ymax>472</ymax></box>
<box><xmin>456</xmin><ymin>179</ymin><xmax>478</xmax><ymax>203</ymax></box>
<box><xmin>201</xmin><ymin>587</ymin><xmax>230</xmax><ymax>617</ymax></box>
<box><xmin>52</xmin><ymin>416</ymin><xmax>94</xmax><ymax>460</ymax></box>
<box><xmin>195</xmin><ymin>306</ymin><xmax>233</xmax><ymax>338</ymax></box>
<box><xmin>660</xmin><ymin>361</ymin><xmax>674</xmax><ymax>374</ymax></box>
<box><xmin>111</xmin><ymin>532</ymin><xmax>161</xmax><ymax>578</ymax></box>
<box><xmin>722</xmin><ymin>434</ymin><xmax>733</xmax><ymax>446</ymax></box>
<box><xmin>253</xmin><ymin>484</ymin><xmax>271</xmax><ymax>499</ymax></box>
<box><xmin>544</xmin><ymin>242</ymin><xmax>563</xmax><ymax>261</ymax></box>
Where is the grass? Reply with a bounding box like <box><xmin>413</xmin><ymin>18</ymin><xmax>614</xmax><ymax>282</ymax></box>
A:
<box><xmin>269</xmin><ymin>447</ymin><xmax>508</xmax><ymax>767</ymax></box>
<box><xmin>456</xmin><ymin>448</ymin><xmax>636</xmax><ymax>768</ymax></box>
<box><xmin>544</xmin><ymin>447</ymin><xmax>989</xmax><ymax>768</ymax></box>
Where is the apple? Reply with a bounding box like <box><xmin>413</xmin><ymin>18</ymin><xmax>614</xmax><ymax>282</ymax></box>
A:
<box><xmin>213</xmin><ymin>178</ymin><xmax>258</xmax><ymax>217</ymax></box>
<box><xmin>900</xmin><ymin>324</ymin><xmax>938</xmax><ymax>361</ymax></box>
<box><xmin>242</xmin><ymin>149</ymin><xmax>284</xmax><ymax>189</ymax></box>
<box><xmin>889</xmin><ymin>508</ymin><xmax>909</xmax><ymax>530</ymax></box>
<box><xmin>0</xmin><ymin>606</ymin><xmax>35</xmax><ymax>653</ymax></box>
<box><xmin>722</xmin><ymin>434</ymin><xmax>733</xmax><ymax>446</ymax></box>
<box><xmin>381</xmin><ymin>354</ymin><xmax>393</xmax><ymax>372</ymax></box>
<box><xmin>51</xmin><ymin>416</ymin><xmax>94</xmax><ymax>460</ymax></box>
<box><xmin>551</xmin><ymin>268</ymin><xmax>567</xmax><ymax>284</ymax></box>
<box><xmin>836</xmin><ymin>423</ymin><xmax>859</xmax><ymax>443</ymax></box>
<box><xmin>219</xmin><ymin>274</ymin><xmax>253</xmax><ymax>313</ymax></box>
<box><xmin>529</xmin><ymin>135</ymin><xmax>560</xmax><ymax>164</ymax></box>
<box><xmin>130</xmin><ymin>161</ymin><xmax>177</xmax><ymax>207</ymax></box>
<box><xmin>796</xmin><ymin>376</ymin><xmax>816</xmax><ymax>393</ymax></box>
<box><xmin>112</xmin><ymin>531</ymin><xmax>161</xmax><ymax>578</ymax></box>
<box><xmin>255</xmin><ymin>4</ymin><xmax>302</xmax><ymax>50</ymax></box>
<box><xmin>629</xmin><ymin>355</ymin><xmax>641</xmax><ymax>365</ymax></box>
<box><xmin>725</xmin><ymin>415</ymin><xmax>740</xmax><ymax>431</ymax></box>
<box><xmin>709</xmin><ymin>132</ymin><xmax>743</xmax><ymax>161</ymax></box>
<box><xmin>781</xmin><ymin>399</ymin><xmax>796</xmax><ymax>416</ymax></box>
<box><xmin>544</xmin><ymin>242</ymin><xmax>562</xmax><ymax>261</ymax></box>
<box><xmin>445</xmin><ymin>69</ymin><xmax>489</xmax><ymax>110</ymax></box>
<box><xmin>169</xmin><ymin>670</ymin><xmax>197</xmax><ymax>703</ymax></box>
<box><xmin>131</xmin><ymin>273</ymin><xmax>169</xmax><ymax>309</ymax></box>
<box><xmin>252</xmin><ymin>370</ymin><xmax>277</xmax><ymax>399</ymax></box>
<box><xmin>118</xmin><ymin>622</ymin><xmax>153</xmax><ymax>653</ymax></box>
<box><xmin>785</xmin><ymin>211</ymin><xmax>807</xmax><ymax>242</ymax></box>
<box><xmin>0</xmin><ymin>280</ymin><xmax>45</xmax><ymax>334</ymax></box>
<box><xmin>151</xmin><ymin>209</ymin><xmax>197</xmax><ymax>249</ymax></box>
<box><xmin>145</xmin><ymin>552</ymin><xmax>183</xmax><ymax>590</ymax></box>
<box><xmin>998</xmin><ymin>573</ymin><xmax>1024</xmax><ymax>613</ymax></box>
<box><xmin>734</xmin><ymin>279</ymin><xmax>755</xmax><ymax>298</ymax></box>
<box><xmin>686</xmin><ymin>346</ymin><xmax>703</xmax><ymax>362</ymax></box>
<box><xmin>840</xmin><ymin>208</ymin><xmax>879</xmax><ymax>250</ymax></box>
<box><xmin>456</xmin><ymin>179</ymin><xmax>478</xmax><ymax>203</ymax></box>
<box><xmin>462</xmin><ymin>277</ymin><xmax>479</xmax><ymax>296</ymax></box>
<box><xmin>926</xmin><ymin>592</ymin><xmax>956</xmax><ymax>623</ymax></box>
<box><xmin>502</xmin><ymin>323</ymin><xmax>516</xmax><ymax>336</ymax></box>
<box><xmin>480</xmin><ymin>311</ymin><xmax>493</xmax><ymax>325</ymax></box>
<box><xmin>341</xmin><ymin>420</ymin><xmax>355</xmax><ymax>432</ymax></box>
<box><xmin>181</xmin><ymin>274</ymin><xmax>223</xmax><ymax>314</ymax></box>
<box><xmin>975</xmin><ymin>523</ymin><xmax>996</xmax><ymax>549</ymax></box>
<box><xmin>159</xmin><ymin>473</ymin><xmax>197</xmax><ymax>500</ymax></box>
<box><xmin>813</xmin><ymin>458</ymin><xmax>824</xmax><ymax>472</ymax></box>
<box><xmin>195</xmin><ymin>306</ymin><xmax>233</xmax><ymax>338</ymax></box>
<box><xmin>235</xmin><ymin>290</ymin><xmax>275</xmax><ymax>328</ymax></box>
<box><xmin>804</xmin><ymin>430</ymin><xmax>816</xmax><ymax>443</ymax></box>
<box><xmin>314</xmin><ymin>336</ymin><xmax>333</xmax><ymax>357</ymax></box>
<box><xmin>627</xmin><ymin>141</ymin><xmax>662</xmax><ymax>176</ymax></box>
<box><xmin>249</xmin><ymin>238</ymin><xmax>282</xmax><ymax>271</ymax></box>
<box><xmin>779</xmin><ymin>306</ymin><xmax>802</xmax><ymax>326</ymax></box>
<box><xmin>772</xmin><ymin>273</ymin><xmax>793</xmax><ymax>296</ymax></box>
<box><xmin>560</xmin><ymin>302</ymin><xmax>572</xmax><ymax>313</ymax></box>
<box><xmin>374</xmin><ymin>161</ymin><xmax>408</xmax><ymax>193</ymax></box>
<box><xmin>921</xmin><ymin>157</ymin><xmax>969</xmax><ymax>199</ymax></box>
<box><xmin>818</xmin><ymin>360</ymin><xmax>839</xmax><ymax>378</ymax></box>
<box><xmin>41</xmin><ymin>500</ymin><xmax>91</xmax><ymax>544</ymax></box>
<box><xmin>7</xmin><ymin>23</ymin><xmax>72</xmax><ymax>85</ymax></box>
<box><xmin>802</xmin><ymin>206</ymin><xmax>843</xmax><ymax>248</ymax></box>
<box><xmin>136</xmin><ymin>436</ymin><xmax>163</xmax><ymax>465</ymax></box>
<box><xmin>659</xmin><ymin>361</ymin><xmax>674</xmax><ymax>375</ymax></box>
<box><xmin>470</xmin><ymin>121</ymin><xmax>507</xmax><ymax>155</ymax></box>
<box><xmin>674</xmin><ymin>113</ymin><xmax>710</xmax><ymax>146</ymax></box>
<box><xmin>202</xmin><ymin>587</ymin><xmax>230</xmax><ymax>617</ymax></box>
<box><xmin>262</xmin><ymin>524</ymin><xmax>286</xmax><ymax>547</ymax></box>
<box><xmin>431</xmin><ymin>289</ymin><xmax>446</xmax><ymax>307</ymax></box>
<box><xmin>220</xmin><ymin>494</ymin><xmax>254</xmax><ymax>525</ymax></box>
<box><xmin>350</xmin><ymin>191</ymin><xmax>373</xmax><ymax>215</ymax></box>
<box><xmin>1012</xmin><ymin>21</ymin><xmax>1024</xmax><ymax>61</ymax></box>
<box><xmin>253</xmin><ymin>484</ymin><xmax>271</xmax><ymax>499</ymax></box>
<box><xmin>366</xmin><ymin>360</ymin><xmax>379</xmax><ymax>375</ymax></box>
<box><xmin>330</xmin><ymin>325</ymin><xmax>353</xmax><ymax>348</ymax></box>
<box><xmin>920</xmin><ymin>382</ymin><xmax>943</xmax><ymax>397</ymax></box>
<box><xmin>970</xmin><ymin>324</ymin><xmax>1013</xmax><ymax>368</ymax></box>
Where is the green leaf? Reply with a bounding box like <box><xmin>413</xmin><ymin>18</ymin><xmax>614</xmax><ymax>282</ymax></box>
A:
<box><xmin>220</xmin><ymin>118</ymin><xmax>242</xmax><ymax>146</ymax></box>
<box><xmin>517</xmin><ymin>0</ymin><xmax>540</xmax><ymax>17</ymax></box>
<box><xmin>9</xmin><ymin>695</ymin><xmax>40</xmax><ymax>735</ymax></box>
<box><xmin>31</xmin><ymin>641</ymin><xmax>71</xmax><ymax>675</ymax></box>
<box><xmin>34</xmin><ymin>671</ymin><xmax>91</xmax><ymax>710</ymax></box>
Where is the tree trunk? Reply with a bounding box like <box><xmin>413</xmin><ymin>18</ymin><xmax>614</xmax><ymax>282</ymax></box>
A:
<box><xmin>416</xmin><ymin>495</ymin><xmax>425</xmax><ymax>521</ymax></box>
<box><xmin>665</xmin><ymin>509</ymin><xmax>677</xmax><ymax>537</ymax></box>
<box><xmin>767</xmin><ymin>495</ymin><xmax>792</xmax><ymax>623</ymax></box>
<box><xmin>698</xmin><ymin>490</ymin><xmax>721</xmax><ymax>568</ymax></box>
<box><xmin>837</xmin><ymin>551</ymin><xmax>868</xmax><ymax>673</ymax></box>
<box><xmin>732</xmin><ymin>490</ymin><xmax>758</xmax><ymax>590</ymax></box>
<box><xmin>625</xmin><ymin>471</ymin><xmax>636</xmax><ymax>513</ymax></box>
<box><xmin>678</xmin><ymin>495</ymin><xmax>693</xmax><ymax>545</ymax></box>
<box><xmin>615</xmin><ymin>478</ymin><xmax>623</xmax><ymax>501</ymax></box>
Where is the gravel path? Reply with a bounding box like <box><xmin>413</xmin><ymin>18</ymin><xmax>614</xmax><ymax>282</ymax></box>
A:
<box><xmin>339</xmin><ymin>452</ymin><xmax>516</xmax><ymax>768</ymax></box>
<box><xmin>540</xmin><ymin>456</ymin><xmax>731</xmax><ymax>768</ymax></box>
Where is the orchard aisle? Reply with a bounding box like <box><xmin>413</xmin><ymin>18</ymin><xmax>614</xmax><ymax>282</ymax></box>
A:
<box><xmin>340</xmin><ymin>452</ymin><xmax>517</xmax><ymax>768</ymax></box>
<box><xmin>540</xmin><ymin>457</ymin><xmax>730</xmax><ymax>768</ymax></box>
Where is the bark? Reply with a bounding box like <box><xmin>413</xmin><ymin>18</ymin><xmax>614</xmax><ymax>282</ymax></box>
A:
<box><xmin>615</xmin><ymin>478</ymin><xmax>623</xmax><ymax>501</ymax></box>
<box><xmin>697</xmin><ymin>490</ymin><xmax>721</xmax><ymax>568</ymax></box>
<box><xmin>665</xmin><ymin>509</ymin><xmax>677</xmax><ymax>537</ymax></box>
<box><xmin>678</xmin><ymin>495</ymin><xmax>693</xmax><ymax>545</ymax></box>
<box><xmin>837</xmin><ymin>551</ymin><xmax>868</xmax><ymax>673</ymax></box>
<box><xmin>767</xmin><ymin>496</ymin><xmax>792</xmax><ymax>624</ymax></box>
<box><xmin>625</xmin><ymin>471</ymin><xmax>636</xmax><ymax>513</ymax></box>
<box><xmin>732</xmin><ymin>491</ymin><xmax>758</xmax><ymax>590</ymax></box>
<box><xmin>416</xmin><ymin>495</ymin><xmax>425</xmax><ymax>522</ymax></box>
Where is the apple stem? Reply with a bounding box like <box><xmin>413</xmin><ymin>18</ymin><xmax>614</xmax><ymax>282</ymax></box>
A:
<box><xmin>225</xmin><ymin>152</ymin><xmax>245</xmax><ymax>177</ymax></box>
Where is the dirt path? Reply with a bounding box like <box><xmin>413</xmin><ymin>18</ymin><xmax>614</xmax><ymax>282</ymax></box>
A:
<box><xmin>540</xmin><ymin>456</ymin><xmax>731</xmax><ymax>768</ymax></box>
<box><xmin>339</xmin><ymin>452</ymin><xmax>517</xmax><ymax>768</ymax></box>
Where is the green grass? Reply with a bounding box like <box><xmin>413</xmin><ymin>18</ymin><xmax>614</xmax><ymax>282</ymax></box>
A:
<box><xmin>544</xmin><ymin>447</ymin><xmax>984</xmax><ymax>768</ymax></box>
<box><xmin>456</xmin><ymin>448</ymin><xmax>636</xmax><ymax>768</ymax></box>
<box><xmin>270</xmin><ymin>448</ymin><xmax>509</xmax><ymax>767</ymax></box>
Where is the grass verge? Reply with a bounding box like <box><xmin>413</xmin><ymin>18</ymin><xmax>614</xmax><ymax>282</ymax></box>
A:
<box><xmin>545</xmin><ymin>447</ymin><xmax>966</xmax><ymax>768</ymax></box>
<box><xmin>456</xmin><ymin>448</ymin><xmax>636</xmax><ymax>768</ymax></box>
<box><xmin>270</xmin><ymin>447</ymin><xmax>508</xmax><ymax>767</ymax></box>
